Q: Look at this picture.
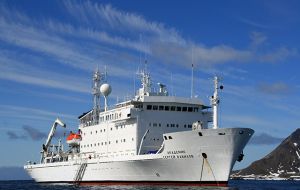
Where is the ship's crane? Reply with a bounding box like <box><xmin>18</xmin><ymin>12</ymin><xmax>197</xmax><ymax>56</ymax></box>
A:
<box><xmin>41</xmin><ymin>118</ymin><xmax>66</xmax><ymax>161</ymax></box>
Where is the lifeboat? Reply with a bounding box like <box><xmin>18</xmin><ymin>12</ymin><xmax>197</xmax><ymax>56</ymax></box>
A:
<box><xmin>66</xmin><ymin>133</ymin><xmax>81</xmax><ymax>146</ymax></box>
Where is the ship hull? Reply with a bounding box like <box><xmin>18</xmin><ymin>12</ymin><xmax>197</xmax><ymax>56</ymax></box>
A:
<box><xmin>24</xmin><ymin>128</ymin><xmax>253</xmax><ymax>186</ymax></box>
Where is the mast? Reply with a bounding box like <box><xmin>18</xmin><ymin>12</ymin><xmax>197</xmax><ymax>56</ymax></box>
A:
<box><xmin>137</xmin><ymin>60</ymin><xmax>152</xmax><ymax>97</ymax></box>
<box><xmin>191</xmin><ymin>47</ymin><xmax>194</xmax><ymax>98</ymax></box>
<box><xmin>92</xmin><ymin>67</ymin><xmax>103</xmax><ymax>125</ymax></box>
<box><xmin>191</xmin><ymin>64</ymin><xmax>194</xmax><ymax>98</ymax></box>
<box><xmin>211</xmin><ymin>76</ymin><xmax>223</xmax><ymax>129</ymax></box>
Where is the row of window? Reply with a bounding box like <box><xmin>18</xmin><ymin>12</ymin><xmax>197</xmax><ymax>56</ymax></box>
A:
<box><xmin>81</xmin><ymin>138</ymin><xmax>135</xmax><ymax>148</ymax></box>
<box><xmin>83</xmin><ymin>125</ymin><xmax>128</xmax><ymax>136</ymax></box>
<box><xmin>146</xmin><ymin>105</ymin><xmax>199</xmax><ymax>112</ymax></box>
<box><xmin>99</xmin><ymin>112</ymin><xmax>124</xmax><ymax>122</ymax></box>
<box><xmin>149</xmin><ymin>123</ymin><xmax>192</xmax><ymax>128</ymax></box>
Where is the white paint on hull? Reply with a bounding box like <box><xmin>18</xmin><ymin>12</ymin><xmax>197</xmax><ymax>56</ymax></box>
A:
<box><xmin>25</xmin><ymin>128</ymin><xmax>253</xmax><ymax>183</ymax></box>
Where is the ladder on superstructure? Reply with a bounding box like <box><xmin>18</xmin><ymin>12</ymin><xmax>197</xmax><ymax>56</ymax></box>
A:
<box><xmin>73</xmin><ymin>162</ymin><xmax>87</xmax><ymax>184</ymax></box>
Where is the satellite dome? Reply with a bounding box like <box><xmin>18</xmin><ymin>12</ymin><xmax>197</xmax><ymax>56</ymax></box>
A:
<box><xmin>100</xmin><ymin>83</ymin><xmax>112</xmax><ymax>97</ymax></box>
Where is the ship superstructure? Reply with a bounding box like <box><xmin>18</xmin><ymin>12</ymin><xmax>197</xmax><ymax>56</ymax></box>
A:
<box><xmin>24</xmin><ymin>65</ymin><xmax>254</xmax><ymax>186</ymax></box>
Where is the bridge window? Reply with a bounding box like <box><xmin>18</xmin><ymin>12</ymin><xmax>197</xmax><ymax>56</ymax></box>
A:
<box><xmin>194</xmin><ymin>107</ymin><xmax>199</xmax><ymax>112</ymax></box>
<box><xmin>153</xmin><ymin>105</ymin><xmax>158</xmax><ymax>110</ymax></box>
<box><xmin>182</xmin><ymin>107</ymin><xmax>187</xmax><ymax>112</ymax></box>
<box><xmin>159</xmin><ymin>106</ymin><xmax>164</xmax><ymax>110</ymax></box>
<box><xmin>171</xmin><ymin>106</ymin><xmax>176</xmax><ymax>111</ymax></box>
<box><xmin>147</xmin><ymin>105</ymin><xmax>152</xmax><ymax>110</ymax></box>
<box><xmin>165</xmin><ymin>106</ymin><xmax>170</xmax><ymax>111</ymax></box>
<box><xmin>188</xmin><ymin>107</ymin><xmax>193</xmax><ymax>112</ymax></box>
<box><xmin>176</xmin><ymin>107</ymin><xmax>182</xmax><ymax>111</ymax></box>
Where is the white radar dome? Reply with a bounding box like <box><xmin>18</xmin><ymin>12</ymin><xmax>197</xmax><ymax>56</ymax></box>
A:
<box><xmin>100</xmin><ymin>83</ymin><xmax>112</xmax><ymax>97</ymax></box>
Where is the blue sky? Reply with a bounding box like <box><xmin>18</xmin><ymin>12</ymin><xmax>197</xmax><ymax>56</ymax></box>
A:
<box><xmin>0</xmin><ymin>0</ymin><xmax>299</xmax><ymax>171</ymax></box>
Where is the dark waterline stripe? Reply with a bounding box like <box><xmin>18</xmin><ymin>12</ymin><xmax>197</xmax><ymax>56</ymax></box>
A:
<box><xmin>38</xmin><ymin>180</ymin><xmax>228</xmax><ymax>187</ymax></box>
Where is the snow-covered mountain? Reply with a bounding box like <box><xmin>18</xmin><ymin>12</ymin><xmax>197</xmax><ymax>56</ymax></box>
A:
<box><xmin>232</xmin><ymin>128</ymin><xmax>300</xmax><ymax>180</ymax></box>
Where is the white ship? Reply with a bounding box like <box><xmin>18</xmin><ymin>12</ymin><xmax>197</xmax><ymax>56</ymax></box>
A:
<box><xmin>24</xmin><ymin>65</ymin><xmax>254</xmax><ymax>186</ymax></box>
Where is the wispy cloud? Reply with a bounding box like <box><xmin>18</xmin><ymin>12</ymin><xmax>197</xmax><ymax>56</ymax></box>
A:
<box><xmin>0</xmin><ymin>50</ymin><xmax>91</xmax><ymax>93</ymax></box>
<box><xmin>63</xmin><ymin>2</ymin><xmax>184</xmax><ymax>45</ymax></box>
<box><xmin>239</xmin><ymin>17</ymin><xmax>269</xmax><ymax>29</ymax></box>
<box><xmin>0</xmin><ymin>0</ymin><xmax>297</xmax><ymax>96</ymax></box>
<box><xmin>6</xmin><ymin>131</ymin><xmax>27</xmax><ymax>140</ymax></box>
<box><xmin>258</xmin><ymin>82</ymin><xmax>291</xmax><ymax>95</ymax></box>
<box><xmin>258</xmin><ymin>47</ymin><xmax>298</xmax><ymax>63</ymax></box>
<box><xmin>249</xmin><ymin>133</ymin><xmax>283</xmax><ymax>145</ymax></box>
<box><xmin>22</xmin><ymin>125</ymin><xmax>47</xmax><ymax>141</ymax></box>
<box><xmin>60</xmin><ymin>1</ymin><xmax>299</xmax><ymax>66</ymax></box>
<box><xmin>6</xmin><ymin>125</ymin><xmax>47</xmax><ymax>141</ymax></box>
<box><xmin>0</xmin><ymin>104</ymin><xmax>75</xmax><ymax>122</ymax></box>
<box><xmin>223</xmin><ymin>114</ymin><xmax>274</xmax><ymax>129</ymax></box>
<box><xmin>250</xmin><ymin>31</ymin><xmax>267</xmax><ymax>48</ymax></box>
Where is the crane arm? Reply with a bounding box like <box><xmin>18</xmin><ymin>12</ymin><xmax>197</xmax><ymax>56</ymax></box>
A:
<box><xmin>43</xmin><ymin>118</ymin><xmax>66</xmax><ymax>152</ymax></box>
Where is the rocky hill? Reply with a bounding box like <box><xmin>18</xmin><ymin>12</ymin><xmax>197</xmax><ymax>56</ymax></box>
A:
<box><xmin>232</xmin><ymin>128</ymin><xmax>300</xmax><ymax>180</ymax></box>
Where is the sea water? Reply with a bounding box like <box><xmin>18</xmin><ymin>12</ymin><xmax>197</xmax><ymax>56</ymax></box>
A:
<box><xmin>0</xmin><ymin>180</ymin><xmax>299</xmax><ymax>190</ymax></box>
